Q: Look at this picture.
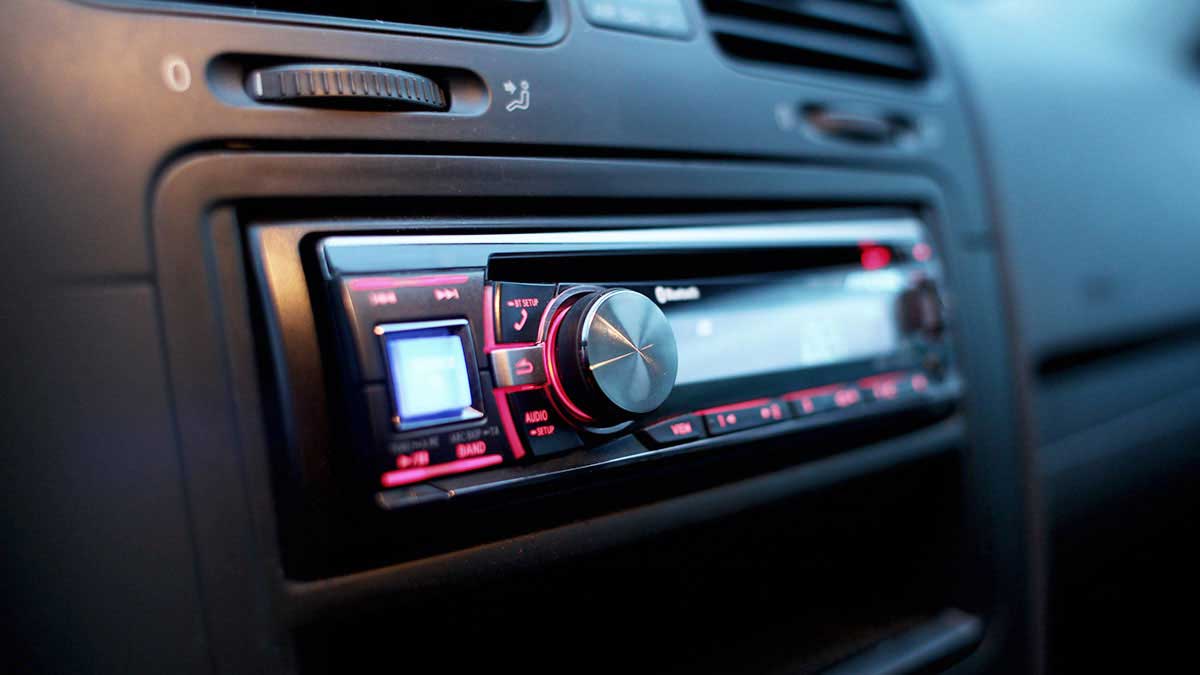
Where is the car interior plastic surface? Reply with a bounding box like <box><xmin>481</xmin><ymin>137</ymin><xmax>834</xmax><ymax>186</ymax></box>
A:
<box><xmin>5</xmin><ymin>1</ymin><xmax>1197</xmax><ymax>674</ymax></box>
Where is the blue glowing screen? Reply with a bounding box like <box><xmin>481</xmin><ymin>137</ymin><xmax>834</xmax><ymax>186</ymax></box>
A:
<box><xmin>383</xmin><ymin>327</ymin><xmax>473</xmax><ymax>426</ymax></box>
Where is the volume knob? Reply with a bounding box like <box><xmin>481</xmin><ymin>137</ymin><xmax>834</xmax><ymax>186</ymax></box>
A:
<box><xmin>546</xmin><ymin>289</ymin><xmax>679</xmax><ymax>428</ymax></box>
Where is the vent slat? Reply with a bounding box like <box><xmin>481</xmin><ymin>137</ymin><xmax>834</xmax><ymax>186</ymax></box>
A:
<box><xmin>709</xmin><ymin>16</ymin><xmax>921</xmax><ymax>74</ymax></box>
<box><xmin>702</xmin><ymin>0</ymin><xmax>927</xmax><ymax>82</ymax></box>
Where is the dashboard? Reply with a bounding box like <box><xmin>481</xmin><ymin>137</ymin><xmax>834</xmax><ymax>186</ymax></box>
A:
<box><xmin>3</xmin><ymin>1</ymin><xmax>1198</xmax><ymax>673</ymax></box>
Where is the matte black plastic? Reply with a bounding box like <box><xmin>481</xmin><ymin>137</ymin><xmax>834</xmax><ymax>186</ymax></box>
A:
<box><xmin>825</xmin><ymin>608</ymin><xmax>983</xmax><ymax>675</ymax></box>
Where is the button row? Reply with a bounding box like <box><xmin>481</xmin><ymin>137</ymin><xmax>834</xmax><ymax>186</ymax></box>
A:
<box><xmin>496</xmin><ymin>372</ymin><xmax>930</xmax><ymax>457</ymax></box>
<box><xmin>640</xmin><ymin>372</ymin><xmax>930</xmax><ymax>449</ymax></box>
<box><xmin>378</xmin><ymin>372</ymin><xmax>934</xmax><ymax>507</ymax></box>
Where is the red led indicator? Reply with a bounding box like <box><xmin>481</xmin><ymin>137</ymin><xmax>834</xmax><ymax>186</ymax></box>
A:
<box><xmin>860</xmin><ymin>245</ymin><xmax>892</xmax><ymax>270</ymax></box>
<box><xmin>911</xmin><ymin>374</ymin><xmax>929</xmax><ymax>391</ymax></box>
<box><xmin>912</xmin><ymin>242</ymin><xmax>933</xmax><ymax>262</ymax></box>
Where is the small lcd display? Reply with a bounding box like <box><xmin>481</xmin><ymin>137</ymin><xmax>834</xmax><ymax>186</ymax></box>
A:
<box><xmin>652</xmin><ymin>268</ymin><xmax>905</xmax><ymax>385</ymax></box>
<box><xmin>381</xmin><ymin>323</ymin><xmax>479</xmax><ymax>429</ymax></box>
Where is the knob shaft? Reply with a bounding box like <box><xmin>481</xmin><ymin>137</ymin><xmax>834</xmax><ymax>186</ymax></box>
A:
<box><xmin>547</xmin><ymin>289</ymin><xmax>678</xmax><ymax>427</ymax></box>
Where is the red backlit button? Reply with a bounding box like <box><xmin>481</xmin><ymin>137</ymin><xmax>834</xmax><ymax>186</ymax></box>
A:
<box><xmin>865</xmin><ymin>372</ymin><xmax>929</xmax><ymax>400</ymax></box>
<box><xmin>496</xmin><ymin>282</ymin><xmax>557</xmax><ymax>344</ymax></box>
<box><xmin>788</xmin><ymin>391</ymin><xmax>839</xmax><ymax>417</ymax></box>
<box><xmin>833</xmin><ymin>387</ymin><xmax>864</xmax><ymax>408</ymax></box>
<box><xmin>910</xmin><ymin>373</ymin><xmax>930</xmax><ymax>392</ymax></box>
<box><xmin>701</xmin><ymin>399</ymin><xmax>790</xmax><ymax>437</ymax></box>
<box><xmin>640</xmin><ymin>414</ymin><xmax>706</xmax><ymax>448</ymax></box>
<box><xmin>860</xmin><ymin>373</ymin><xmax>918</xmax><ymax>402</ymax></box>
<box><xmin>506</xmin><ymin>388</ymin><xmax>583</xmax><ymax>457</ymax></box>
<box><xmin>869</xmin><ymin>379</ymin><xmax>900</xmax><ymax>400</ymax></box>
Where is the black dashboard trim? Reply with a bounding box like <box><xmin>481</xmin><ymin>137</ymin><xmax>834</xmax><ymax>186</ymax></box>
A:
<box><xmin>283</xmin><ymin>416</ymin><xmax>967</xmax><ymax>624</ymax></box>
<box><xmin>146</xmin><ymin>149</ymin><xmax>1033</xmax><ymax>673</ymax></box>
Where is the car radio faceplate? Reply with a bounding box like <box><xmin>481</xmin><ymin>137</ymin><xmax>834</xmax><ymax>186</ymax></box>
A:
<box><xmin>308</xmin><ymin>217</ymin><xmax>960</xmax><ymax>509</ymax></box>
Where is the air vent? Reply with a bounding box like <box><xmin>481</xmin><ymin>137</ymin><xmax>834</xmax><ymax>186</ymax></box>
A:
<box><xmin>101</xmin><ymin>0</ymin><xmax>555</xmax><ymax>42</ymax></box>
<box><xmin>702</xmin><ymin>0</ymin><xmax>928</xmax><ymax>82</ymax></box>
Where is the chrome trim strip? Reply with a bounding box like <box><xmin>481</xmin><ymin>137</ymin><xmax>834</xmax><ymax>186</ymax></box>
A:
<box><xmin>490</xmin><ymin>344</ymin><xmax>546</xmax><ymax>388</ymax></box>
<box><xmin>322</xmin><ymin>217</ymin><xmax>924</xmax><ymax>252</ymax></box>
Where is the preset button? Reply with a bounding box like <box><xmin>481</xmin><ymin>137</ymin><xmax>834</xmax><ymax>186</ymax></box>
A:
<box><xmin>702</xmin><ymin>399</ymin><xmax>789</xmax><ymax>436</ymax></box>
<box><xmin>641</xmin><ymin>414</ymin><xmax>705</xmax><ymax>448</ymax></box>
<box><xmin>505</xmin><ymin>388</ymin><xmax>583</xmax><ymax>457</ymax></box>
<box><xmin>495</xmin><ymin>282</ymin><xmax>557</xmax><ymax>344</ymax></box>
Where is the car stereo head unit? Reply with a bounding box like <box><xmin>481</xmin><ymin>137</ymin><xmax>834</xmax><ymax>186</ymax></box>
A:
<box><xmin>315</xmin><ymin>217</ymin><xmax>957</xmax><ymax>509</ymax></box>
